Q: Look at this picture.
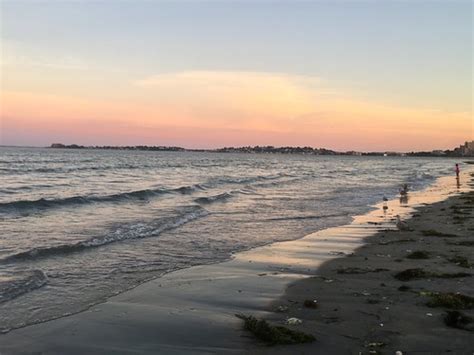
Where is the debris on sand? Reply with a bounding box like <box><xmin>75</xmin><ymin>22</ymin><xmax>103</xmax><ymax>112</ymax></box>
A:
<box><xmin>426</xmin><ymin>292</ymin><xmax>474</xmax><ymax>310</ymax></box>
<box><xmin>448</xmin><ymin>255</ymin><xmax>472</xmax><ymax>268</ymax></box>
<box><xmin>421</xmin><ymin>230</ymin><xmax>458</xmax><ymax>238</ymax></box>
<box><xmin>447</xmin><ymin>240</ymin><xmax>474</xmax><ymax>247</ymax></box>
<box><xmin>364</xmin><ymin>341</ymin><xmax>386</xmax><ymax>353</ymax></box>
<box><xmin>443</xmin><ymin>311</ymin><xmax>474</xmax><ymax>332</ymax></box>
<box><xmin>235</xmin><ymin>314</ymin><xmax>315</xmax><ymax>345</ymax></box>
<box><xmin>337</xmin><ymin>267</ymin><xmax>389</xmax><ymax>274</ymax></box>
<box><xmin>379</xmin><ymin>238</ymin><xmax>415</xmax><ymax>245</ymax></box>
<box><xmin>394</xmin><ymin>268</ymin><xmax>430</xmax><ymax>281</ymax></box>
<box><xmin>398</xmin><ymin>285</ymin><xmax>411</xmax><ymax>292</ymax></box>
<box><xmin>286</xmin><ymin>317</ymin><xmax>303</xmax><ymax>325</ymax></box>
<box><xmin>394</xmin><ymin>268</ymin><xmax>470</xmax><ymax>281</ymax></box>
<box><xmin>303</xmin><ymin>299</ymin><xmax>318</xmax><ymax>309</ymax></box>
<box><xmin>406</xmin><ymin>251</ymin><xmax>430</xmax><ymax>259</ymax></box>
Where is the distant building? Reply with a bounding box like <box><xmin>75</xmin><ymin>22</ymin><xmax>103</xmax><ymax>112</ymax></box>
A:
<box><xmin>345</xmin><ymin>151</ymin><xmax>362</xmax><ymax>156</ymax></box>
<box><xmin>454</xmin><ymin>141</ymin><xmax>474</xmax><ymax>157</ymax></box>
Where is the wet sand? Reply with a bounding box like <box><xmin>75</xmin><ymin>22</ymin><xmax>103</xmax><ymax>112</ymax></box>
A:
<box><xmin>0</xmin><ymin>171</ymin><xmax>472</xmax><ymax>354</ymax></box>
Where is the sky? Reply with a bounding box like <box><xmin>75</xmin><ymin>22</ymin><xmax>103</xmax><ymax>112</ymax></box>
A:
<box><xmin>0</xmin><ymin>0</ymin><xmax>472</xmax><ymax>151</ymax></box>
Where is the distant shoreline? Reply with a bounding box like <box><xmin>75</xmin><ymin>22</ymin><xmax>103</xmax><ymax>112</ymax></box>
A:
<box><xmin>1</xmin><ymin>143</ymin><xmax>472</xmax><ymax>157</ymax></box>
<box><xmin>44</xmin><ymin>143</ymin><xmax>474</xmax><ymax>158</ymax></box>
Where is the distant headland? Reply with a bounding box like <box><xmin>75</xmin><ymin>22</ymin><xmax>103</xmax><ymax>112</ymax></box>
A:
<box><xmin>49</xmin><ymin>141</ymin><xmax>474</xmax><ymax>157</ymax></box>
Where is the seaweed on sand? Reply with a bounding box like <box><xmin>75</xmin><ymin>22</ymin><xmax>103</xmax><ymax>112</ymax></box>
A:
<box><xmin>367</xmin><ymin>299</ymin><xmax>380</xmax><ymax>304</ymax></box>
<box><xmin>406</xmin><ymin>251</ymin><xmax>430</xmax><ymax>259</ymax></box>
<box><xmin>337</xmin><ymin>267</ymin><xmax>389</xmax><ymax>274</ymax></box>
<box><xmin>394</xmin><ymin>268</ymin><xmax>430</xmax><ymax>281</ymax></box>
<box><xmin>379</xmin><ymin>238</ymin><xmax>415</xmax><ymax>245</ymax></box>
<box><xmin>426</xmin><ymin>292</ymin><xmax>474</xmax><ymax>310</ymax></box>
<box><xmin>393</xmin><ymin>268</ymin><xmax>471</xmax><ymax>281</ymax></box>
<box><xmin>447</xmin><ymin>241</ymin><xmax>474</xmax><ymax>247</ymax></box>
<box><xmin>450</xmin><ymin>208</ymin><xmax>470</xmax><ymax>215</ymax></box>
<box><xmin>460</xmin><ymin>194</ymin><xmax>474</xmax><ymax>204</ymax></box>
<box><xmin>444</xmin><ymin>311</ymin><xmax>474</xmax><ymax>331</ymax></box>
<box><xmin>453</xmin><ymin>215</ymin><xmax>469</xmax><ymax>224</ymax></box>
<box><xmin>421</xmin><ymin>230</ymin><xmax>458</xmax><ymax>238</ymax></box>
<box><xmin>235</xmin><ymin>314</ymin><xmax>316</xmax><ymax>345</ymax></box>
<box><xmin>448</xmin><ymin>255</ymin><xmax>472</xmax><ymax>268</ymax></box>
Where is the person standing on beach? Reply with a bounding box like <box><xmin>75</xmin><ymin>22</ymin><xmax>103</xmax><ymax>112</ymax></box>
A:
<box><xmin>455</xmin><ymin>164</ymin><xmax>460</xmax><ymax>178</ymax></box>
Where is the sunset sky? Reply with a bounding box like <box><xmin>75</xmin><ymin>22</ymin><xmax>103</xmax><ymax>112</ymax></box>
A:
<box><xmin>0</xmin><ymin>0</ymin><xmax>472</xmax><ymax>151</ymax></box>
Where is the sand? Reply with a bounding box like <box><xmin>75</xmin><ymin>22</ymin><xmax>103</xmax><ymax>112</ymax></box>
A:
<box><xmin>0</xmin><ymin>171</ymin><xmax>472</xmax><ymax>354</ymax></box>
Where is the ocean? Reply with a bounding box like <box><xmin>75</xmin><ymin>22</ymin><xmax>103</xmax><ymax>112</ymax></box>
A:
<box><xmin>0</xmin><ymin>147</ymin><xmax>458</xmax><ymax>332</ymax></box>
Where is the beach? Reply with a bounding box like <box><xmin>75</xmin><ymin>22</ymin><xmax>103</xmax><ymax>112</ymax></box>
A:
<box><xmin>0</xmin><ymin>165</ymin><xmax>472</xmax><ymax>354</ymax></box>
<box><xmin>2</xmin><ymin>0</ymin><xmax>472</xmax><ymax>353</ymax></box>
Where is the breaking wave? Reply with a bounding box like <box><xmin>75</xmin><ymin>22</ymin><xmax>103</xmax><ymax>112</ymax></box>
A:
<box><xmin>0</xmin><ymin>184</ymin><xmax>206</xmax><ymax>214</ymax></box>
<box><xmin>2</xmin><ymin>206</ymin><xmax>209</xmax><ymax>263</ymax></box>
<box><xmin>0</xmin><ymin>172</ymin><xmax>290</xmax><ymax>215</ymax></box>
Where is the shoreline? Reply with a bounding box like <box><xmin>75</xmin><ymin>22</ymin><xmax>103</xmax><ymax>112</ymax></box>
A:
<box><xmin>0</xmin><ymin>170</ymin><xmax>471</xmax><ymax>354</ymax></box>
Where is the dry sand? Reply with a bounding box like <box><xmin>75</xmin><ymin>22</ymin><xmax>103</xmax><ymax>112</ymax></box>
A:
<box><xmin>0</xmin><ymin>171</ymin><xmax>472</xmax><ymax>354</ymax></box>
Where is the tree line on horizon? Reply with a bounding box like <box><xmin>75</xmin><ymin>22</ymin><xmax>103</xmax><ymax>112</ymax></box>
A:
<box><xmin>49</xmin><ymin>142</ymin><xmax>474</xmax><ymax>157</ymax></box>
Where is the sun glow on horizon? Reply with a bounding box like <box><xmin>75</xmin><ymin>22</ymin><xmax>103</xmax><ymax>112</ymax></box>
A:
<box><xmin>1</xmin><ymin>70</ymin><xmax>471</xmax><ymax>151</ymax></box>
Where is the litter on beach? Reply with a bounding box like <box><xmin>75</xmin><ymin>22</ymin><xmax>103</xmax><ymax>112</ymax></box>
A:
<box><xmin>286</xmin><ymin>317</ymin><xmax>303</xmax><ymax>325</ymax></box>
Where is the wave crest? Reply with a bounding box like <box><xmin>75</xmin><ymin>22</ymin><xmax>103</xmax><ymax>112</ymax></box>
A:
<box><xmin>2</xmin><ymin>206</ymin><xmax>208</xmax><ymax>263</ymax></box>
<box><xmin>0</xmin><ymin>184</ymin><xmax>206</xmax><ymax>214</ymax></box>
